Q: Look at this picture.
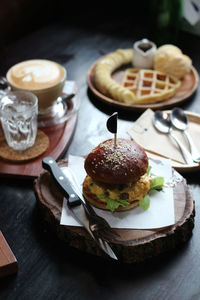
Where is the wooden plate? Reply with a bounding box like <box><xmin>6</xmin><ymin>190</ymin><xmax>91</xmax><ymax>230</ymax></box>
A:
<box><xmin>87</xmin><ymin>59</ymin><xmax>199</xmax><ymax>111</ymax></box>
<box><xmin>147</xmin><ymin>111</ymin><xmax>200</xmax><ymax>173</ymax></box>
<box><xmin>34</xmin><ymin>159</ymin><xmax>194</xmax><ymax>264</ymax></box>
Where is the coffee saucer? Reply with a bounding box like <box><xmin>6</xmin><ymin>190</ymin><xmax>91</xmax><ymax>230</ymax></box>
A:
<box><xmin>38</xmin><ymin>81</ymin><xmax>79</xmax><ymax>127</ymax></box>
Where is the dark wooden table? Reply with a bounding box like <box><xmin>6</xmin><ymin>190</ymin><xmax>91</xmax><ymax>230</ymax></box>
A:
<box><xmin>0</xmin><ymin>15</ymin><xmax>200</xmax><ymax>300</ymax></box>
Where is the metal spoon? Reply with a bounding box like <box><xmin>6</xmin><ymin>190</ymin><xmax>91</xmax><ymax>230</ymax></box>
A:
<box><xmin>0</xmin><ymin>76</ymin><xmax>8</xmax><ymax>90</ymax></box>
<box><xmin>153</xmin><ymin>110</ymin><xmax>194</xmax><ymax>165</ymax></box>
<box><xmin>171</xmin><ymin>108</ymin><xmax>200</xmax><ymax>163</ymax></box>
<box><xmin>57</xmin><ymin>93</ymin><xmax>75</xmax><ymax>103</ymax></box>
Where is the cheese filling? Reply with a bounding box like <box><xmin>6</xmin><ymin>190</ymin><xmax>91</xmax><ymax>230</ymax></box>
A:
<box><xmin>86</xmin><ymin>174</ymin><xmax>152</xmax><ymax>204</ymax></box>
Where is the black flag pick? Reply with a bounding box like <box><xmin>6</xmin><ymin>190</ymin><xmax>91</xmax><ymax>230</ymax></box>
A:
<box><xmin>106</xmin><ymin>112</ymin><xmax>118</xmax><ymax>147</ymax></box>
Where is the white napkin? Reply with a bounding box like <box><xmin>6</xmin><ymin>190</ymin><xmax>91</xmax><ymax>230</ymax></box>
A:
<box><xmin>127</xmin><ymin>108</ymin><xmax>200</xmax><ymax>165</ymax></box>
<box><xmin>60</xmin><ymin>155</ymin><xmax>175</xmax><ymax>230</ymax></box>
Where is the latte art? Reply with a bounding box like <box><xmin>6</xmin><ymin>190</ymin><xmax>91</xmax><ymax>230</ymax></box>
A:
<box><xmin>7</xmin><ymin>59</ymin><xmax>66</xmax><ymax>90</ymax></box>
<box><xmin>6</xmin><ymin>59</ymin><xmax>67</xmax><ymax>114</ymax></box>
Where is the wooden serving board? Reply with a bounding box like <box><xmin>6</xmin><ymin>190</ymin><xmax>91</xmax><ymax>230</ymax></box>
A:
<box><xmin>0</xmin><ymin>114</ymin><xmax>77</xmax><ymax>179</ymax></box>
<box><xmin>34</xmin><ymin>160</ymin><xmax>194</xmax><ymax>264</ymax></box>
<box><xmin>0</xmin><ymin>231</ymin><xmax>18</xmax><ymax>277</ymax></box>
<box><xmin>0</xmin><ymin>81</ymin><xmax>78</xmax><ymax>179</ymax></box>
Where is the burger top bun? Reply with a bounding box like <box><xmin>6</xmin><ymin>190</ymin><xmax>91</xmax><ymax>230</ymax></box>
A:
<box><xmin>84</xmin><ymin>138</ymin><xmax>148</xmax><ymax>184</ymax></box>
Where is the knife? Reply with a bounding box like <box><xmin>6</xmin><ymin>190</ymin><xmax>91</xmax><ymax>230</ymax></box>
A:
<box><xmin>42</xmin><ymin>157</ymin><xmax>118</xmax><ymax>260</ymax></box>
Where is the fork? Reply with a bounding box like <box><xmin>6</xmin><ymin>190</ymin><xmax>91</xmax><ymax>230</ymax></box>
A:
<box><xmin>61</xmin><ymin>165</ymin><xmax>120</xmax><ymax>242</ymax></box>
<box><xmin>42</xmin><ymin>157</ymin><xmax>119</xmax><ymax>259</ymax></box>
<box><xmin>82</xmin><ymin>199</ymin><xmax>120</xmax><ymax>242</ymax></box>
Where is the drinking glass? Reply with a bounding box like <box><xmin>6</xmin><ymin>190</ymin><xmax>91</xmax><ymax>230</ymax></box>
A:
<box><xmin>0</xmin><ymin>91</ymin><xmax>38</xmax><ymax>150</ymax></box>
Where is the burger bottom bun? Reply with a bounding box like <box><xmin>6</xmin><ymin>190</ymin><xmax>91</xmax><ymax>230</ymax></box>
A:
<box><xmin>83</xmin><ymin>177</ymin><xmax>139</xmax><ymax>212</ymax></box>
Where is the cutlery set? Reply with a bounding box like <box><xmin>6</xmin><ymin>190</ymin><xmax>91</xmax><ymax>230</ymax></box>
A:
<box><xmin>153</xmin><ymin>107</ymin><xmax>200</xmax><ymax>164</ymax></box>
<box><xmin>42</xmin><ymin>157</ymin><xmax>119</xmax><ymax>260</ymax></box>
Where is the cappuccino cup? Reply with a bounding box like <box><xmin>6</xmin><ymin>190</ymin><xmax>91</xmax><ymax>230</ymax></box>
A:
<box><xmin>6</xmin><ymin>59</ymin><xmax>67</xmax><ymax>115</ymax></box>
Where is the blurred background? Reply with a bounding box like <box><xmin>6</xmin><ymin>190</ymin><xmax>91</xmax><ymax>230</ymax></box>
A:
<box><xmin>1</xmin><ymin>0</ymin><xmax>199</xmax><ymax>48</ymax></box>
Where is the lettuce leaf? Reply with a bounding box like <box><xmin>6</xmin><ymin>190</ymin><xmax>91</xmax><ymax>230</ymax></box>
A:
<box><xmin>97</xmin><ymin>194</ymin><xmax>129</xmax><ymax>212</ymax></box>
<box><xmin>97</xmin><ymin>194</ymin><xmax>107</xmax><ymax>199</ymax></box>
<box><xmin>150</xmin><ymin>177</ymin><xmax>164</xmax><ymax>191</ymax></box>
<box><xmin>147</xmin><ymin>165</ymin><xmax>152</xmax><ymax>175</ymax></box>
<box><xmin>106</xmin><ymin>198</ymin><xmax>129</xmax><ymax>212</ymax></box>
<box><xmin>139</xmin><ymin>194</ymin><xmax>150</xmax><ymax>210</ymax></box>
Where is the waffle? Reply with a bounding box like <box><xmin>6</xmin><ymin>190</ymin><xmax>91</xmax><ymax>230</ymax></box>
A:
<box><xmin>122</xmin><ymin>68</ymin><xmax>181</xmax><ymax>104</ymax></box>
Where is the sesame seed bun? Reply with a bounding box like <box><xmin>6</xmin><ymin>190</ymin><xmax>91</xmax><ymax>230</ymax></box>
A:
<box><xmin>84</xmin><ymin>138</ymin><xmax>148</xmax><ymax>184</ymax></box>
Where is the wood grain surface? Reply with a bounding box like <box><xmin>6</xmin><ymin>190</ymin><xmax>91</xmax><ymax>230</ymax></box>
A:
<box><xmin>0</xmin><ymin>231</ymin><xmax>18</xmax><ymax>277</ymax></box>
<box><xmin>0</xmin><ymin>8</ymin><xmax>200</xmax><ymax>300</ymax></box>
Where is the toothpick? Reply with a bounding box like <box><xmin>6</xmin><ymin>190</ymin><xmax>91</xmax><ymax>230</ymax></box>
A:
<box><xmin>114</xmin><ymin>133</ymin><xmax>117</xmax><ymax>148</ymax></box>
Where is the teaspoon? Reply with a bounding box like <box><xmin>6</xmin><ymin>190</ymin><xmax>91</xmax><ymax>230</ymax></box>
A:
<box><xmin>153</xmin><ymin>110</ymin><xmax>194</xmax><ymax>165</ymax></box>
<box><xmin>0</xmin><ymin>76</ymin><xmax>8</xmax><ymax>90</ymax></box>
<box><xmin>57</xmin><ymin>93</ymin><xmax>75</xmax><ymax>103</ymax></box>
<box><xmin>171</xmin><ymin>108</ymin><xmax>200</xmax><ymax>163</ymax></box>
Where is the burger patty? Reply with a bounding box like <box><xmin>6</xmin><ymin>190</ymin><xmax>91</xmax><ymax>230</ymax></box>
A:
<box><xmin>84</xmin><ymin>174</ymin><xmax>152</xmax><ymax>204</ymax></box>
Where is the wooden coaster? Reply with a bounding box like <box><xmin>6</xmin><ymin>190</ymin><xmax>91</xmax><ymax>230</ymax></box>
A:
<box><xmin>0</xmin><ymin>130</ymin><xmax>49</xmax><ymax>163</ymax></box>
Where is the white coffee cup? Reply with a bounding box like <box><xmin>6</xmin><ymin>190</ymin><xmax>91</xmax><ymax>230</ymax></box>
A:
<box><xmin>6</xmin><ymin>59</ymin><xmax>67</xmax><ymax>115</ymax></box>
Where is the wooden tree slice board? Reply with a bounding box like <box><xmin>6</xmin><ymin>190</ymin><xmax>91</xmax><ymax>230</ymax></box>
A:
<box><xmin>87</xmin><ymin>58</ymin><xmax>199</xmax><ymax>111</ymax></box>
<box><xmin>0</xmin><ymin>231</ymin><xmax>18</xmax><ymax>277</ymax></box>
<box><xmin>34</xmin><ymin>160</ymin><xmax>194</xmax><ymax>264</ymax></box>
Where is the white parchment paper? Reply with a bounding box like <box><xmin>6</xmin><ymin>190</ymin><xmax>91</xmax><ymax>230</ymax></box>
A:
<box><xmin>60</xmin><ymin>155</ymin><xmax>175</xmax><ymax>229</ymax></box>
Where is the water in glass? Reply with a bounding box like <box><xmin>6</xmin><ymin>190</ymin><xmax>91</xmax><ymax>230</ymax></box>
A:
<box><xmin>0</xmin><ymin>91</ymin><xmax>38</xmax><ymax>150</ymax></box>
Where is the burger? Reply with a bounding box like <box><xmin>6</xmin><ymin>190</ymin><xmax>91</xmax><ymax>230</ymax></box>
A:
<box><xmin>83</xmin><ymin>138</ymin><xmax>152</xmax><ymax>212</ymax></box>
